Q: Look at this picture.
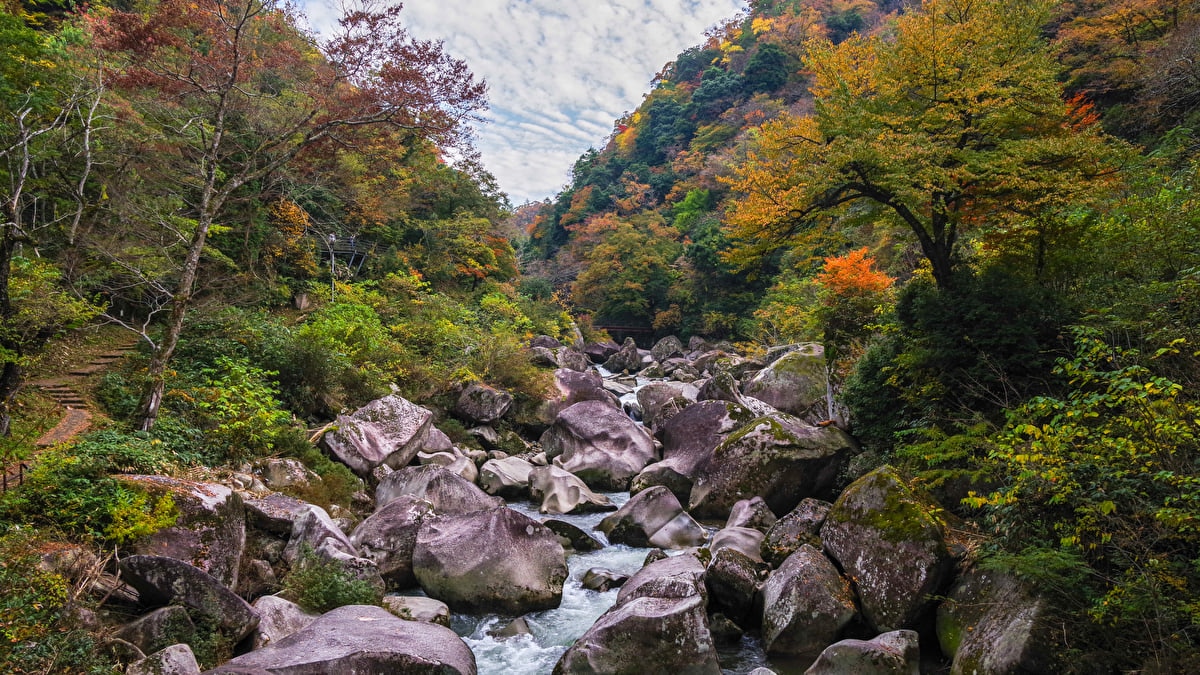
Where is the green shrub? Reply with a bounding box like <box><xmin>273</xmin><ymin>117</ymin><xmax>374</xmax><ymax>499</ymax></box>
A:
<box><xmin>281</xmin><ymin>547</ymin><xmax>381</xmax><ymax>613</ymax></box>
<box><xmin>189</xmin><ymin>356</ymin><xmax>293</xmax><ymax>462</ymax></box>
<box><xmin>276</xmin><ymin>428</ymin><xmax>361</xmax><ymax>509</ymax></box>
<box><xmin>0</xmin><ymin>430</ymin><xmax>180</xmax><ymax>541</ymax></box>
<box><xmin>0</xmin><ymin>531</ymin><xmax>115</xmax><ymax>674</ymax></box>
<box><xmin>973</xmin><ymin>328</ymin><xmax>1200</xmax><ymax>670</ymax></box>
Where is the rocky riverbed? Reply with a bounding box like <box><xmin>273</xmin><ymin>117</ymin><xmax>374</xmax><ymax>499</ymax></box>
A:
<box><xmin>67</xmin><ymin>335</ymin><xmax>1053</xmax><ymax>675</ymax></box>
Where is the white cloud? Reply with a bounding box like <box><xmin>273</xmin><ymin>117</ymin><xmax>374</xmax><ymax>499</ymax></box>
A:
<box><xmin>302</xmin><ymin>0</ymin><xmax>746</xmax><ymax>204</ymax></box>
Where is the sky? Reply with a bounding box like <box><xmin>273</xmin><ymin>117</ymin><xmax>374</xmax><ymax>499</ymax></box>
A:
<box><xmin>302</xmin><ymin>0</ymin><xmax>747</xmax><ymax>205</ymax></box>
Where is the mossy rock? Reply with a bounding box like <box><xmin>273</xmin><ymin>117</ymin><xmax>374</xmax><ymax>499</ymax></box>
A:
<box><xmin>820</xmin><ymin>465</ymin><xmax>952</xmax><ymax>632</ymax></box>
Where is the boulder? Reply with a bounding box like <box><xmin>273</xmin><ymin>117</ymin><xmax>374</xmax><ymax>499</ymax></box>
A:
<box><xmin>742</xmin><ymin>345</ymin><xmax>829</xmax><ymax>422</ymax></box>
<box><xmin>416</xmin><ymin>449</ymin><xmax>479</xmax><ymax>484</ymax></box>
<box><xmin>763</xmin><ymin>498</ymin><xmax>832</xmax><ymax>566</ymax></box>
<box><xmin>710</xmin><ymin>527</ymin><xmax>765</xmax><ymax>562</ymax></box>
<box><xmin>659</xmin><ymin>399</ymin><xmax>757</xmax><ymax>479</ymax></box>
<box><xmin>350</xmin><ymin>494</ymin><xmax>436</xmax><ymax>589</ymax></box>
<box><xmin>727</xmin><ymin>496</ymin><xmax>778</xmax><ymax>533</ymax></box>
<box><xmin>937</xmin><ymin>565</ymin><xmax>1053</xmax><ymax>675</ymax></box>
<box><xmin>688</xmin><ymin>414</ymin><xmax>854</xmax><ymax>520</ymax></box>
<box><xmin>536</xmin><ymin>368</ymin><xmax>621</xmax><ymax>422</ymax></box>
<box><xmin>424</xmin><ymin>427</ymin><xmax>455</xmax><ymax>454</ymax></box>
<box><xmin>321</xmin><ymin>395</ymin><xmax>434</xmax><ymax>477</ymax></box>
<box><xmin>543</xmin><ymin>519</ymin><xmax>604</xmax><ymax>552</ymax></box>
<box><xmin>602</xmin><ymin>337</ymin><xmax>644</xmax><ymax>373</ymax></box>
<box><xmin>651</xmin><ymin>335</ymin><xmax>685</xmax><ymax>363</ymax></box>
<box><xmin>375</xmin><ymin>465</ymin><xmax>502</xmax><ymax>515</ymax></box>
<box><xmin>821</xmin><ymin>466</ymin><xmax>952</xmax><ymax>632</ymax></box>
<box><xmin>244</xmin><ymin>493</ymin><xmax>311</xmax><ymax>536</ymax></box>
<box><xmin>542</xmin><ymin>400</ymin><xmax>657</xmax><ymax>490</ymax></box>
<box><xmin>530</xmin><ymin>335</ymin><xmax>563</xmax><ymax>349</ymax></box>
<box><xmin>121</xmin><ymin>476</ymin><xmax>246</xmax><ymax>589</ymax></box>
<box><xmin>553</xmin><ymin>594</ymin><xmax>720</xmax><ymax>675</ymax></box>
<box><xmin>282</xmin><ymin>505</ymin><xmax>355</xmax><ymax>564</ymax></box>
<box><xmin>528</xmin><ymin>465</ymin><xmax>616</xmax><ymax>514</ymax></box>
<box><xmin>413</xmin><ymin>508</ymin><xmax>567</xmax><ymax>614</ymax></box>
<box><xmin>126</xmin><ymin>644</ymin><xmax>200</xmax><ymax>675</ymax></box>
<box><xmin>478</xmin><ymin>456</ymin><xmax>536</xmax><ymax>498</ymax></box>
<box><xmin>118</xmin><ymin>555</ymin><xmax>259</xmax><ymax>643</ymax></box>
<box><xmin>528</xmin><ymin>345</ymin><xmax>559</xmax><ymax>368</ymax></box>
<box><xmin>256</xmin><ymin>458</ymin><xmax>317</xmax><ymax>490</ymax></box>
<box><xmin>629</xmin><ymin>461</ymin><xmax>694</xmax><ymax>506</ymax></box>
<box><xmin>556</xmin><ymin>348</ymin><xmax>592</xmax><ymax>372</ymax></box>
<box><xmin>698</xmin><ymin>371</ymin><xmax>777</xmax><ymax>417</ymax></box>
<box><xmin>761</xmin><ymin>545</ymin><xmax>857</xmax><ymax>659</ymax></box>
<box><xmin>114</xmin><ymin>606</ymin><xmax>195</xmax><ymax>656</ymax></box>
<box><xmin>636</xmin><ymin>381</ymin><xmax>698</xmax><ymax>431</ymax></box>
<box><xmin>805</xmin><ymin>630</ymin><xmax>921</xmax><ymax>675</ymax></box>
<box><xmin>382</xmin><ymin>595</ymin><xmax>451</xmax><ymax>627</ymax></box>
<box><xmin>617</xmin><ymin>552</ymin><xmax>708</xmax><ymax>604</ymax></box>
<box><xmin>249</xmin><ymin>595</ymin><xmax>319</xmax><ymax>650</ymax></box>
<box><xmin>583</xmin><ymin>340</ymin><xmax>621</xmax><ymax>363</ymax></box>
<box><xmin>455</xmin><ymin>382</ymin><xmax>514</xmax><ymax>425</ymax></box>
<box><xmin>706</xmin><ymin>547</ymin><xmax>765</xmax><ymax>627</ymax></box>
<box><xmin>582</xmin><ymin>568</ymin><xmax>630</xmax><ymax>592</ymax></box>
<box><xmin>206</xmin><ymin>605</ymin><xmax>476</xmax><ymax>675</ymax></box>
<box><xmin>598</xmin><ymin>486</ymin><xmax>707</xmax><ymax>550</ymax></box>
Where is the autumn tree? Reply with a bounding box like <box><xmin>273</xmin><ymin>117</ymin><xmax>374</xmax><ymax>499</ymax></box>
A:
<box><xmin>0</xmin><ymin>11</ymin><xmax>102</xmax><ymax>436</ymax></box>
<box><xmin>90</xmin><ymin>0</ymin><xmax>486</xmax><ymax>429</ymax></box>
<box><xmin>724</xmin><ymin>0</ymin><xmax>1127</xmax><ymax>289</ymax></box>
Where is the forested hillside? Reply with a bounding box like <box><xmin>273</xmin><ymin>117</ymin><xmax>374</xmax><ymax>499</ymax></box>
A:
<box><xmin>523</xmin><ymin>0</ymin><xmax>1200</xmax><ymax>669</ymax></box>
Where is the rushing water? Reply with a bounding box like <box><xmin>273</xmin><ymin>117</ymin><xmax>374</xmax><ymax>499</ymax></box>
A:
<box><xmin>452</xmin><ymin>494</ymin><xmax>650</xmax><ymax>675</ymax></box>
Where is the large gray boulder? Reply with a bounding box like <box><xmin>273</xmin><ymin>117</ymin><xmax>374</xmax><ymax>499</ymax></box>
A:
<box><xmin>556</xmin><ymin>348</ymin><xmax>592</xmax><ymax>372</ymax></box>
<box><xmin>244</xmin><ymin>492</ymin><xmax>311</xmax><ymax>536</ymax></box>
<box><xmin>653</xmin><ymin>399</ymin><xmax>757</xmax><ymax>490</ymax></box>
<box><xmin>553</xmin><ymin>594</ymin><xmax>720</xmax><ymax>675</ymax></box>
<box><xmin>118</xmin><ymin>555</ymin><xmax>259</xmax><ymax>643</ymax></box>
<box><xmin>350</xmin><ymin>494</ymin><xmax>435</xmax><ymax>588</ymax></box>
<box><xmin>636</xmin><ymin>381</ymin><xmax>698</xmax><ymax>431</ymax></box>
<box><xmin>706</xmin><ymin>547</ymin><xmax>764</xmax><ymax>627</ymax></box>
<box><xmin>114</xmin><ymin>606</ymin><xmax>195</xmax><ymax>656</ymax></box>
<box><xmin>602</xmin><ymin>337</ymin><xmax>645</xmax><ymax>373</ymax></box>
<box><xmin>937</xmin><ymin>565</ymin><xmax>1053</xmax><ymax>675</ymax></box>
<box><xmin>805</xmin><ymin>630</ymin><xmax>921</xmax><ymax>675</ymax></box>
<box><xmin>542</xmin><ymin>400</ymin><xmax>657</xmax><ymax>490</ymax></box>
<box><xmin>689</xmin><ymin>414</ymin><xmax>854</xmax><ymax>520</ymax></box>
<box><xmin>618</xmin><ymin>553</ymin><xmax>708</xmax><ymax>604</ymax></box>
<box><xmin>727</xmin><ymin>496</ymin><xmax>778</xmax><ymax>533</ymax></box>
<box><xmin>598</xmin><ymin>486</ymin><xmax>707</xmax><ymax>550</ymax></box>
<box><xmin>375</xmin><ymin>465</ymin><xmax>502</xmax><ymax>515</ymax></box>
<box><xmin>533</xmin><ymin>369</ymin><xmax>621</xmax><ymax>426</ymax></box>
<box><xmin>763</xmin><ymin>498</ymin><xmax>832</xmax><ymax>566</ymax></box>
<box><xmin>121</xmin><ymin>476</ymin><xmax>245</xmax><ymax>589</ymax></box>
<box><xmin>205</xmin><ymin>605</ymin><xmax>476</xmax><ymax>675</ymax></box>
<box><xmin>455</xmin><ymin>382</ymin><xmax>513</xmax><ymax>425</ymax></box>
<box><xmin>742</xmin><ymin>345</ymin><xmax>829</xmax><ymax>422</ymax></box>
<box><xmin>528</xmin><ymin>465</ymin><xmax>616</xmax><ymax>514</ymax></box>
<box><xmin>761</xmin><ymin>545</ymin><xmax>857</xmax><ymax>659</ymax></box>
<box><xmin>478</xmin><ymin>456</ymin><xmax>536</xmax><ymax>498</ymax></box>
<box><xmin>651</xmin><ymin>335</ymin><xmax>685</xmax><ymax>363</ymax></box>
<box><xmin>413</xmin><ymin>508</ymin><xmax>567</xmax><ymax>614</ymax></box>
<box><xmin>283</xmin><ymin>504</ymin><xmax>356</xmax><ymax>564</ymax></box>
<box><xmin>698</xmin><ymin>371</ymin><xmax>777</xmax><ymax>417</ymax></box>
<box><xmin>821</xmin><ymin>466</ymin><xmax>953</xmax><ymax>632</ymax></box>
<box><xmin>709</xmin><ymin>527</ymin><xmax>765</xmax><ymax>563</ymax></box>
<box><xmin>321</xmin><ymin>395</ymin><xmax>434</xmax><ymax>477</ymax></box>
<box><xmin>249</xmin><ymin>595</ymin><xmax>319</xmax><ymax>650</ymax></box>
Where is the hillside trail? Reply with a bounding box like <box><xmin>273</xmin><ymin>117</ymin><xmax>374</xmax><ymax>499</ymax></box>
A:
<box><xmin>1</xmin><ymin>329</ymin><xmax>140</xmax><ymax>490</ymax></box>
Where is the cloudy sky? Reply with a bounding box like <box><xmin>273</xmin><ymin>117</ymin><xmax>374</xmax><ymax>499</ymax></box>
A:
<box><xmin>302</xmin><ymin>1</ymin><xmax>746</xmax><ymax>205</ymax></box>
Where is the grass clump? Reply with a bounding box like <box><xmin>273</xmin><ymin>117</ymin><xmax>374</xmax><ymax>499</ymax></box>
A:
<box><xmin>281</xmin><ymin>547</ymin><xmax>382</xmax><ymax>613</ymax></box>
